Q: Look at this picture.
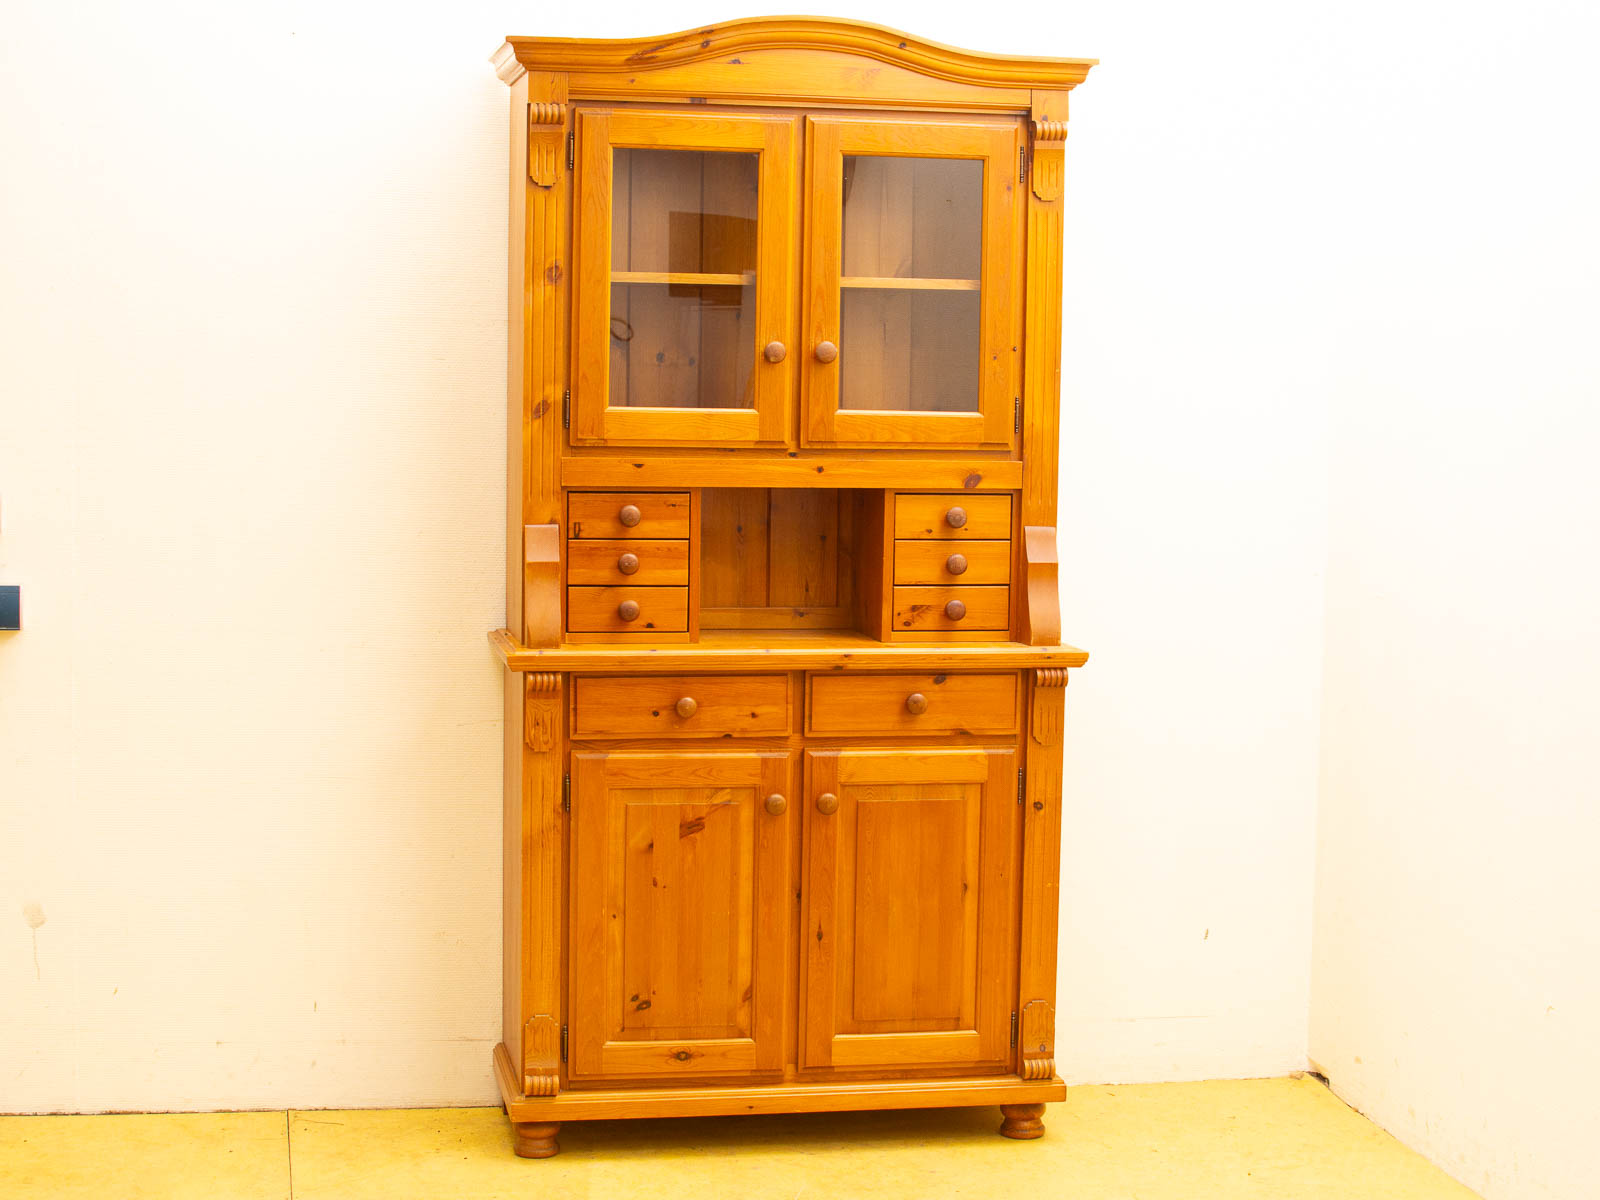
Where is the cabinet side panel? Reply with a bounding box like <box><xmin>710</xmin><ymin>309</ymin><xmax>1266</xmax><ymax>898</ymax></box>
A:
<box><xmin>522</xmin><ymin>673</ymin><xmax>566</xmax><ymax>1096</ymax></box>
<box><xmin>1018</xmin><ymin>669</ymin><xmax>1066</xmax><ymax>1079</ymax></box>
<box><xmin>507</xmin><ymin>75</ymin><xmax>529</xmax><ymax>632</ymax></box>
<box><xmin>523</xmin><ymin>73</ymin><xmax>569</xmax><ymax>642</ymax></box>
<box><xmin>1020</xmin><ymin>94</ymin><xmax>1066</xmax><ymax>531</ymax></box>
<box><xmin>502</xmin><ymin>669</ymin><xmax>524</xmax><ymax>1063</ymax></box>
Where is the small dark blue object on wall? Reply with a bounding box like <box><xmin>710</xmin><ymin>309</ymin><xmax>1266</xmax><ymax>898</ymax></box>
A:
<box><xmin>0</xmin><ymin>585</ymin><xmax>20</xmax><ymax>630</ymax></box>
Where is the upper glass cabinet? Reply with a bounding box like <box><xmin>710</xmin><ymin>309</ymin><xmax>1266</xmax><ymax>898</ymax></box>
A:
<box><xmin>571</xmin><ymin>111</ymin><xmax>1019</xmax><ymax>452</ymax></box>
<box><xmin>573</xmin><ymin>111</ymin><xmax>796</xmax><ymax>446</ymax></box>
<box><xmin>802</xmin><ymin>118</ymin><xmax>1022</xmax><ymax>450</ymax></box>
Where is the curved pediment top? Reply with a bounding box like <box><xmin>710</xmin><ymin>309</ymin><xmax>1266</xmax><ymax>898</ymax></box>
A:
<box><xmin>494</xmin><ymin>16</ymin><xmax>1096</xmax><ymax>91</ymax></box>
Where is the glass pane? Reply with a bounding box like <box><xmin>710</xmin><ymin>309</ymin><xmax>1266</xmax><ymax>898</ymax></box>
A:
<box><xmin>839</xmin><ymin>156</ymin><xmax>983</xmax><ymax>413</ymax></box>
<box><xmin>610</xmin><ymin>148</ymin><xmax>759</xmax><ymax>410</ymax></box>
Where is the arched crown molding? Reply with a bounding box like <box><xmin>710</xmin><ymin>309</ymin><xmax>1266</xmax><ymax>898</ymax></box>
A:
<box><xmin>492</xmin><ymin>16</ymin><xmax>1096</xmax><ymax>92</ymax></box>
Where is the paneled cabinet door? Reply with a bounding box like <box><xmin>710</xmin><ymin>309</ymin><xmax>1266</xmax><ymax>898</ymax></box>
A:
<box><xmin>801</xmin><ymin>746</ymin><xmax>1019</xmax><ymax>1072</ymax></box>
<box><xmin>570</xmin><ymin>750</ymin><xmax>791</xmax><ymax>1080</ymax></box>
<box><xmin>802</xmin><ymin>118</ymin><xmax>1023</xmax><ymax>449</ymax></box>
<box><xmin>572</xmin><ymin>110</ymin><xmax>798</xmax><ymax>447</ymax></box>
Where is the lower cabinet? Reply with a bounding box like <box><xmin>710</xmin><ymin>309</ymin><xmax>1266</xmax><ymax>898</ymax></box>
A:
<box><xmin>569</xmin><ymin>740</ymin><xmax>1019</xmax><ymax>1084</ymax></box>
<box><xmin>802</xmin><ymin>747</ymin><xmax>1019</xmax><ymax>1072</ymax></box>
<box><xmin>569</xmin><ymin>749</ymin><xmax>792</xmax><ymax>1080</ymax></box>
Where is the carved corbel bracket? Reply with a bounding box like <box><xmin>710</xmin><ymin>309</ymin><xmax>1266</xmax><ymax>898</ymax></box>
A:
<box><xmin>1029</xmin><ymin>90</ymin><xmax>1070</xmax><ymax>202</ymax></box>
<box><xmin>1032</xmin><ymin>666</ymin><xmax>1068</xmax><ymax>746</ymax></box>
<box><xmin>1022</xmin><ymin>526</ymin><xmax>1061</xmax><ymax>647</ymax></box>
<box><xmin>1019</xmin><ymin>1000</ymin><xmax>1057</xmax><ymax>1080</ymax></box>
<box><xmin>523</xmin><ymin>1013</ymin><xmax>561</xmax><ymax>1096</ymax></box>
<box><xmin>526</xmin><ymin>73</ymin><xmax>569</xmax><ymax>188</ymax></box>
<box><xmin>524</xmin><ymin>524</ymin><xmax>561</xmax><ymax>648</ymax></box>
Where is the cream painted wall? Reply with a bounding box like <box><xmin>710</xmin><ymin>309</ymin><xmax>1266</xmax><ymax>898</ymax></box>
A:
<box><xmin>1308</xmin><ymin>4</ymin><xmax>1600</xmax><ymax>1199</ymax></box>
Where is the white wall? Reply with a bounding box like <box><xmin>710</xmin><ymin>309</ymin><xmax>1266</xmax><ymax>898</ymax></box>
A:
<box><xmin>1308</xmin><ymin>4</ymin><xmax>1600</xmax><ymax>1199</ymax></box>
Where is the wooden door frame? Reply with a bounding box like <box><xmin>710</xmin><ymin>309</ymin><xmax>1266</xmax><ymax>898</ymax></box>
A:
<box><xmin>569</xmin><ymin>747</ymin><xmax>793</xmax><ymax>1080</ymax></box>
<box><xmin>801</xmin><ymin>115</ymin><xmax>1023</xmax><ymax>451</ymax></box>
<box><xmin>571</xmin><ymin>108</ymin><xmax>798</xmax><ymax>447</ymax></box>
<box><xmin>799</xmin><ymin>745</ymin><xmax>1019</xmax><ymax>1071</ymax></box>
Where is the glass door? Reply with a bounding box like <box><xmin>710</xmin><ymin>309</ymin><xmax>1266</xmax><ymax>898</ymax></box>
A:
<box><xmin>801</xmin><ymin>118</ymin><xmax>1022</xmax><ymax>449</ymax></box>
<box><xmin>572</xmin><ymin>110</ymin><xmax>797</xmax><ymax>447</ymax></box>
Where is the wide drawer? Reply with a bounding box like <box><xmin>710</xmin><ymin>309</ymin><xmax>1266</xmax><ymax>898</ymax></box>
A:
<box><xmin>567</xmin><ymin>586</ymin><xmax>688</xmax><ymax>633</ymax></box>
<box><xmin>572</xmin><ymin>674</ymin><xmax>791</xmax><ymax>738</ymax></box>
<box><xmin>894</xmin><ymin>539</ymin><xmax>1011</xmax><ymax>586</ymax></box>
<box><xmin>568</xmin><ymin>492</ymin><xmax>691</xmax><ymax>540</ymax></box>
<box><xmin>568</xmin><ymin>538</ymin><xmax>689</xmax><ymax>586</ymax></box>
<box><xmin>892</xmin><ymin>586</ymin><xmax>1010</xmax><ymax>633</ymax></box>
<box><xmin>807</xmin><ymin>673</ymin><xmax>1020</xmax><ymax>736</ymax></box>
<box><xmin>894</xmin><ymin>494</ymin><xmax>1012</xmax><ymax>540</ymax></box>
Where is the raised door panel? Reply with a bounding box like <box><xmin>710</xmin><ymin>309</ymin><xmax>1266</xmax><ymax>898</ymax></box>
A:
<box><xmin>572</xmin><ymin>109</ymin><xmax>798</xmax><ymax>447</ymax></box>
<box><xmin>801</xmin><ymin>746</ymin><xmax>1018</xmax><ymax>1072</ymax></box>
<box><xmin>801</xmin><ymin>117</ymin><xmax>1022</xmax><ymax>450</ymax></box>
<box><xmin>571</xmin><ymin>750</ymin><xmax>791</xmax><ymax>1080</ymax></box>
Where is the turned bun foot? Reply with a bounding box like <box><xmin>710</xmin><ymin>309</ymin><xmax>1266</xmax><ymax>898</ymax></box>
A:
<box><xmin>512</xmin><ymin>1120</ymin><xmax>561</xmax><ymax>1158</ymax></box>
<box><xmin>998</xmin><ymin>1103</ymin><xmax>1046</xmax><ymax>1140</ymax></box>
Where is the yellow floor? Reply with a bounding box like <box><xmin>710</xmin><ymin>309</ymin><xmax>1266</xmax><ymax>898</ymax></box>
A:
<box><xmin>0</xmin><ymin>1076</ymin><xmax>1480</xmax><ymax>1200</ymax></box>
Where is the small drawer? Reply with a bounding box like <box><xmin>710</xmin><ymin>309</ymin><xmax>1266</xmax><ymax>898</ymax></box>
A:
<box><xmin>894</xmin><ymin>539</ymin><xmax>1011</xmax><ymax>586</ymax></box>
<box><xmin>568</xmin><ymin>539</ymin><xmax>689</xmax><ymax>586</ymax></box>
<box><xmin>892</xmin><ymin>586</ymin><xmax>1010</xmax><ymax>633</ymax></box>
<box><xmin>894</xmin><ymin>494</ymin><xmax>1012</xmax><ymax>540</ymax></box>
<box><xmin>569</xmin><ymin>492</ymin><xmax>691</xmax><ymax>540</ymax></box>
<box><xmin>573</xmin><ymin>674</ymin><xmax>790</xmax><ymax>738</ymax></box>
<box><xmin>808</xmin><ymin>673</ymin><xmax>1019</xmax><ymax>736</ymax></box>
<box><xmin>567</xmin><ymin>586</ymin><xmax>688</xmax><ymax>633</ymax></box>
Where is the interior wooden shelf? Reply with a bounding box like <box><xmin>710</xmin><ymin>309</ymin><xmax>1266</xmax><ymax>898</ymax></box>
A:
<box><xmin>610</xmin><ymin>270</ymin><xmax>754</xmax><ymax>286</ymax></box>
<box><xmin>840</xmin><ymin>275</ymin><xmax>981</xmax><ymax>291</ymax></box>
<box><xmin>491</xmin><ymin>627</ymin><xmax>1088</xmax><ymax>673</ymax></box>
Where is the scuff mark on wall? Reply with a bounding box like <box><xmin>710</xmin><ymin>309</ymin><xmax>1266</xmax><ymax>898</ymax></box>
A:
<box><xmin>22</xmin><ymin>901</ymin><xmax>46</xmax><ymax>980</ymax></box>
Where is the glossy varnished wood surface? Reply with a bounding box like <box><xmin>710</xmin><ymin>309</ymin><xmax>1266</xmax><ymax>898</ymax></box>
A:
<box><xmin>807</xmin><ymin>672</ymin><xmax>1020</xmax><ymax>736</ymax></box>
<box><xmin>572</xmin><ymin>674</ymin><xmax>791</xmax><ymax>738</ymax></box>
<box><xmin>570</xmin><ymin>749</ymin><xmax>791</xmax><ymax>1079</ymax></box>
<box><xmin>495</xmin><ymin>1042</ymin><xmax>1065</xmax><ymax>1121</ymax></box>
<box><xmin>492</xmin><ymin>627</ymin><xmax>1087</xmax><ymax>673</ymax></box>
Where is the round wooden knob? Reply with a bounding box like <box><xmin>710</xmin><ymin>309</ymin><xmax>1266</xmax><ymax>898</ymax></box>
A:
<box><xmin>905</xmin><ymin>693</ymin><xmax>929</xmax><ymax>715</ymax></box>
<box><xmin>945</xmin><ymin>553</ymin><xmax>968</xmax><ymax>576</ymax></box>
<box><xmin>617</xmin><ymin>599</ymin><xmax>641</xmax><ymax>622</ymax></box>
<box><xmin>945</xmin><ymin>599</ymin><xmax>967</xmax><ymax>621</ymax></box>
<box><xmin>617</xmin><ymin>552</ymin><xmax>640</xmax><ymax>576</ymax></box>
<box><xmin>674</xmin><ymin>696</ymin><xmax>698</xmax><ymax>719</ymax></box>
<box><xmin>816</xmin><ymin>792</ymin><xmax>840</xmax><ymax>815</ymax></box>
<box><xmin>763</xmin><ymin>340</ymin><xmax>787</xmax><ymax>363</ymax></box>
<box><xmin>764</xmin><ymin>793</ymin><xmax>787</xmax><ymax>816</ymax></box>
<box><xmin>945</xmin><ymin>506</ymin><xmax>968</xmax><ymax>529</ymax></box>
<box><xmin>618</xmin><ymin>503</ymin><xmax>642</xmax><ymax>527</ymax></box>
<box><xmin>814</xmin><ymin>340</ymin><xmax>839</xmax><ymax>364</ymax></box>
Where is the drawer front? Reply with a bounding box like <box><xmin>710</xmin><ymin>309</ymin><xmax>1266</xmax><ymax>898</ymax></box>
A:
<box><xmin>568</xmin><ymin>586</ymin><xmax>689</xmax><ymax>633</ymax></box>
<box><xmin>573</xmin><ymin>674</ymin><xmax>791</xmax><ymax>738</ymax></box>
<box><xmin>894</xmin><ymin>539</ymin><xmax>1011</xmax><ymax>586</ymax></box>
<box><xmin>894</xmin><ymin>494</ymin><xmax>1012</xmax><ymax>540</ymax></box>
<box><xmin>569</xmin><ymin>492</ymin><xmax>691</xmax><ymax>540</ymax></box>
<box><xmin>568</xmin><ymin>538</ymin><xmax>689</xmax><ymax>586</ymax></box>
<box><xmin>892</xmin><ymin>586</ymin><xmax>1010</xmax><ymax>633</ymax></box>
<box><xmin>808</xmin><ymin>673</ymin><xmax>1019</xmax><ymax>736</ymax></box>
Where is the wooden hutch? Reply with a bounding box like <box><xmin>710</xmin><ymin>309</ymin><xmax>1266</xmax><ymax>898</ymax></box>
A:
<box><xmin>488</xmin><ymin>17</ymin><xmax>1093</xmax><ymax>1157</ymax></box>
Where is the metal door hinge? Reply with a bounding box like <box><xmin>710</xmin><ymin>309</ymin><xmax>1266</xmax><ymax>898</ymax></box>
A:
<box><xmin>1019</xmin><ymin>147</ymin><xmax>1028</xmax><ymax>183</ymax></box>
<box><xmin>562</xmin><ymin>388</ymin><xmax>570</xmax><ymax>430</ymax></box>
<box><xmin>1014</xmin><ymin>397</ymin><xmax>1022</xmax><ymax>435</ymax></box>
<box><xmin>560</xmin><ymin>1024</ymin><xmax>568</xmax><ymax>1062</ymax></box>
<box><xmin>567</xmin><ymin>131</ymin><xmax>574</xmax><ymax>170</ymax></box>
<box><xmin>562</xmin><ymin>773</ymin><xmax>571</xmax><ymax>812</ymax></box>
<box><xmin>1010</xmin><ymin>1011</ymin><xmax>1018</xmax><ymax>1047</ymax></box>
<box><xmin>1018</xmin><ymin>767</ymin><xmax>1026</xmax><ymax>804</ymax></box>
